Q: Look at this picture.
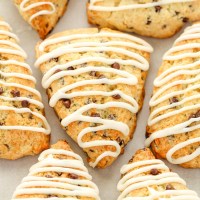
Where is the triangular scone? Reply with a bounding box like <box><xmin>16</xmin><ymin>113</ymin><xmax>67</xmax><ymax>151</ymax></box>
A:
<box><xmin>0</xmin><ymin>18</ymin><xmax>50</xmax><ymax>160</ymax></box>
<box><xmin>146</xmin><ymin>23</ymin><xmax>200</xmax><ymax>168</ymax></box>
<box><xmin>12</xmin><ymin>140</ymin><xmax>101</xmax><ymax>200</ymax></box>
<box><xmin>117</xmin><ymin>148</ymin><xmax>200</xmax><ymax>199</ymax></box>
<box><xmin>87</xmin><ymin>0</ymin><xmax>200</xmax><ymax>38</ymax></box>
<box><xmin>35</xmin><ymin>28</ymin><xmax>153</xmax><ymax>168</ymax></box>
<box><xmin>14</xmin><ymin>0</ymin><xmax>69</xmax><ymax>39</ymax></box>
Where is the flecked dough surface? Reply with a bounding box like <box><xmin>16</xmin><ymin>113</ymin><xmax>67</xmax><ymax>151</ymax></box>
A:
<box><xmin>14</xmin><ymin>0</ymin><xmax>69</xmax><ymax>39</ymax></box>
<box><xmin>87</xmin><ymin>0</ymin><xmax>200</xmax><ymax>38</ymax></box>
<box><xmin>118</xmin><ymin>148</ymin><xmax>195</xmax><ymax>198</ymax></box>
<box><xmin>146</xmin><ymin>24</ymin><xmax>200</xmax><ymax>168</ymax></box>
<box><xmin>12</xmin><ymin>140</ymin><xmax>100</xmax><ymax>200</ymax></box>
<box><xmin>0</xmin><ymin>18</ymin><xmax>50</xmax><ymax>160</ymax></box>
<box><xmin>36</xmin><ymin>28</ymin><xmax>151</xmax><ymax>168</ymax></box>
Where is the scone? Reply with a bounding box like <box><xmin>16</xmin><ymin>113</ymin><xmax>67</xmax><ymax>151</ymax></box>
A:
<box><xmin>35</xmin><ymin>28</ymin><xmax>153</xmax><ymax>168</ymax></box>
<box><xmin>0</xmin><ymin>18</ymin><xmax>50</xmax><ymax>160</ymax></box>
<box><xmin>146</xmin><ymin>23</ymin><xmax>200</xmax><ymax>168</ymax></box>
<box><xmin>117</xmin><ymin>148</ymin><xmax>200</xmax><ymax>199</ymax></box>
<box><xmin>87</xmin><ymin>0</ymin><xmax>200</xmax><ymax>38</ymax></box>
<box><xmin>12</xmin><ymin>140</ymin><xmax>100</xmax><ymax>200</ymax></box>
<box><xmin>14</xmin><ymin>0</ymin><xmax>69</xmax><ymax>39</ymax></box>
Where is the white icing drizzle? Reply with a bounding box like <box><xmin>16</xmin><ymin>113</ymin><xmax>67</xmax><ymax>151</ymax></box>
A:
<box><xmin>89</xmin><ymin>0</ymin><xmax>194</xmax><ymax>11</ymax></box>
<box><xmin>12</xmin><ymin>148</ymin><xmax>100</xmax><ymax>200</ymax></box>
<box><xmin>38</xmin><ymin>32</ymin><xmax>153</xmax><ymax>53</ymax></box>
<box><xmin>35</xmin><ymin>30</ymin><xmax>152</xmax><ymax>167</ymax></box>
<box><xmin>117</xmin><ymin>159</ymin><xmax>200</xmax><ymax>200</ymax></box>
<box><xmin>145</xmin><ymin>23</ymin><xmax>200</xmax><ymax>165</ymax></box>
<box><xmin>0</xmin><ymin>21</ymin><xmax>12</xmax><ymax>30</ymax></box>
<box><xmin>0</xmin><ymin>106</ymin><xmax>50</xmax><ymax>134</ymax></box>
<box><xmin>0</xmin><ymin>20</ymin><xmax>50</xmax><ymax>134</ymax></box>
<box><xmin>19</xmin><ymin>0</ymin><xmax>56</xmax><ymax>23</ymax></box>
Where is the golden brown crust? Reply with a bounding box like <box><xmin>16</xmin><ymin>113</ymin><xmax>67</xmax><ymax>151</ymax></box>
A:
<box><xmin>118</xmin><ymin>148</ymin><xmax>196</xmax><ymax>198</ymax></box>
<box><xmin>35</xmin><ymin>28</ymin><xmax>151</xmax><ymax>168</ymax></box>
<box><xmin>13</xmin><ymin>140</ymin><xmax>100</xmax><ymax>200</ymax></box>
<box><xmin>0</xmin><ymin>18</ymin><xmax>50</xmax><ymax>160</ymax></box>
<box><xmin>87</xmin><ymin>0</ymin><xmax>200</xmax><ymax>38</ymax></box>
<box><xmin>146</xmin><ymin>23</ymin><xmax>200</xmax><ymax>168</ymax></box>
<box><xmin>14</xmin><ymin>0</ymin><xmax>69</xmax><ymax>39</ymax></box>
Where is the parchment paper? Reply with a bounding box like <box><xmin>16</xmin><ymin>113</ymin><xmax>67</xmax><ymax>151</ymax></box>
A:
<box><xmin>0</xmin><ymin>0</ymin><xmax>199</xmax><ymax>199</ymax></box>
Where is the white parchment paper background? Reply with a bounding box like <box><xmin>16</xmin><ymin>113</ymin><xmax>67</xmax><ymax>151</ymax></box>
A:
<box><xmin>0</xmin><ymin>0</ymin><xmax>199</xmax><ymax>199</ymax></box>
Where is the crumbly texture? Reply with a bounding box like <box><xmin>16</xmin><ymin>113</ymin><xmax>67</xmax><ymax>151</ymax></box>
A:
<box><xmin>0</xmin><ymin>18</ymin><xmax>49</xmax><ymax>160</ymax></box>
<box><xmin>146</xmin><ymin>28</ymin><xmax>200</xmax><ymax>168</ymax></box>
<box><xmin>14</xmin><ymin>0</ymin><xmax>69</xmax><ymax>39</ymax></box>
<box><xmin>14</xmin><ymin>140</ymin><xmax>98</xmax><ymax>200</ymax></box>
<box><xmin>87</xmin><ymin>0</ymin><xmax>200</xmax><ymax>38</ymax></box>
<box><xmin>120</xmin><ymin>148</ymin><xmax>191</xmax><ymax>198</ymax></box>
<box><xmin>36</xmin><ymin>28</ymin><xmax>151</xmax><ymax>168</ymax></box>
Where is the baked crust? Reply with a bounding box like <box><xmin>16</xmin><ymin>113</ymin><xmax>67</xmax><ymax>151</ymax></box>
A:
<box><xmin>87</xmin><ymin>0</ymin><xmax>200</xmax><ymax>38</ymax></box>
<box><xmin>0</xmin><ymin>18</ymin><xmax>50</xmax><ymax>160</ymax></box>
<box><xmin>12</xmin><ymin>140</ymin><xmax>100</xmax><ymax>200</ymax></box>
<box><xmin>14</xmin><ymin>0</ymin><xmax>69</xmax><ymax>39</ymax></box>
<box><xmin>35</xmin><ymin>27</ymin><xmax>152</xmax><ymax>168</ymax></box>
<box><xmin>146</xmin><ymin>23</ymin><xmax>200</xmax><ymax>168</ymax></box>
<box><xmin>117</xmin><ymin>148</ymin><xmax>199</xmax><ymax>199</ymax></box>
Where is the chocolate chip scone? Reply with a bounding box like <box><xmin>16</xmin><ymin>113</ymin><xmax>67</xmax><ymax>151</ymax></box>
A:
<box><xmin>35</xmin><ymin>28</ymin><xmax>153</xmax><ymax>168</ymax></box>
<box><xmin>87</xmin><ymin>0</ymin><xmax>200</xmax><ymax>38</ymax></box>
<box><xmin>12</xmin><ymin>140</ymin><xmax>100</xmax><ymax>200</ymax></box>
<box><xmin>117</xmin><ymin>148</ymin><xmax>200</xmax><ymax>199</ymax></box>
<box><xmin>14</xmin><ymin>0</ymin><xmax>69</xmax><ymax>39</ymax></box>
<box><xmin>0</xmin><ymin>18</ymin><xmax>50</xmax><ymax>160</ymax></box>
<box><xmin>146</xmin><ymin>23</ymin><xmax>200</xmax><ymax>168</ymax></box>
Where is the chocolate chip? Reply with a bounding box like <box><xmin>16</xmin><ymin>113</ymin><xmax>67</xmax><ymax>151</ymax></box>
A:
<box><xmin>169</xmin><ymin>97</ymin><xmax>179</xmax><ymax>104</ymax></box>
<box><xmin>146</xmin><ymin>17</ymin><xmax>152</xmax><ymax>25</ymax></box>
<box><xmin>98</xmin><ymin>74</ymin><xmax>106</xmax><ymax>79</ymax></box>
<box><xmin>166</xmin><ymin>184</ymin><xmax>175</xmax><ymax>190</ymax></box>
<box><xmin>54</xmin><ymin>69</ymin><xmax>62</xmax><ymax>74</ymax></box>
<box><xmin>63</xmin><ymin>99</ymin><xmax>71</xmax><ymax>108</ymax></box>
<box><xmin>162</xmin><ymin>24</ymin><xmax>167</xmax><ymax>29</ymax></box>
<box><xmin>189</xmin><ymin>110</ymin><xmax>200</xmax><ymax>119</ymax></box>
<box><xmin>45</xmin><ymin>174</ymin><xmax>53</xmax><ymax>178</ymax></box>
<box><xmin>111</xmin><ymin>62</ymin><xmax>120</xmax><ymax>69</ymax></box>
<box><xmin>0</xmin><ymin>87</ymin><xmax>3</xmax><ymax>95</ymax></box>
<box><xmin>182</xmin><ymin>17</ymin><xmax>189</xmax><ymax>23</ymax></box>
<box><xmin>47</xmin><ymin>194</ymin><xmax>58</xmax><ymax>198</ymax></box>
<box><xmin>195</xmin><ymin>110</ymin><xmax>200</xmax><ymax>118</ymax></box>
<box><xmin>150</xmin><ymin>168</ymin><xmax>159</xmax><ymax>175</ymax></box>
<box><xmin>68</xmin><ymin>173</ymin><xmax>78</xmax><ymax>179</ymax></box>
<box><xmin>175</xmin><ymin>11</ymin><xmax>180</xmax><ymax>15</ymax></box>
<box><xmin>155</xmin><ymin>6</ymin><xmax>162</xmax><ymax>12</ymax></box>
<box><xmin>189</xmin><ymin>113</ymin><xmax>196</xmax><ymax>119</ymax></box>
<box><xmin>29</xmin><ymin>114</ymin><xmax>33</xmax><ymax>119</ymax></box>
<box><xmin>89</xmin><ymin>71</ymin><xmax>98</xmax><ymax>76</ymax></box>
<box><xmin>21</xmin><ymin>100</ymin><xmax>29</xmax><ymax>108</ymax></box>
<box><xmin>51</xmin><ymin>57</ymin><xmax>58</xmax><ymax>62</ymax></box>
<box><xmin>145</xmin><ymin>132</ymin><xmax>150</xmax><ymax>139</ymax></box>
<box><xmin>116</xmin><ymin>137</ymin><xmax>124</xmax><ymax>146</ymax></box>
<box><xmin>91</xmin><ymin>113</ymin><xmax>100</xmax><ymax>117</ymax></box>
<box><xmin>11</xmin><ymin>90</ymin><xmax>20</xmax><ymax>97</ymax></box>
<box><xmin>108</xmin><ymin>114</ymin><xmax>116</xmax><ymax>120</ymax></box>
<box><xmin>67</xmin><ymin>66</ymin><xmax>74</xmax><ymax>70</ymax></box>
<box><xmin>112</xmin><ymin>94</ymin><xmax>121</xmax><ymax>99</ymax></box>
<box><xmin>129</xmin><ymin>158</ymin><xmax>134</xmax><ymax>163</ymax></box>
<box><xmin>57</xmin><ymin>172</ymin><xmax>62</xmax><ymax>176</ymax></box>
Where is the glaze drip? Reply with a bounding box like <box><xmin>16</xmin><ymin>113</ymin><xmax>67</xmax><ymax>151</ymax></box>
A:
<box><xmin>36</xmin><ymin>30</ymin><xmax>152</xmax><ymax>167</ymax></box>
<box><xmin>118</xmin><ymin>159</ymin><xmax>199</xmax><ymax>200</ymax></box>
<box><xmin>146</xmin><ymin>23</ymin><xmax>200</xmax><ymax>165</ymax></box>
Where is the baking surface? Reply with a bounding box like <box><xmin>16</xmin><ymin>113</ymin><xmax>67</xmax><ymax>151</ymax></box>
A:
<box><xmin>0</xmin><ymin>0</ymin><xmax>199</xmax><ymax>199</ymax></box>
